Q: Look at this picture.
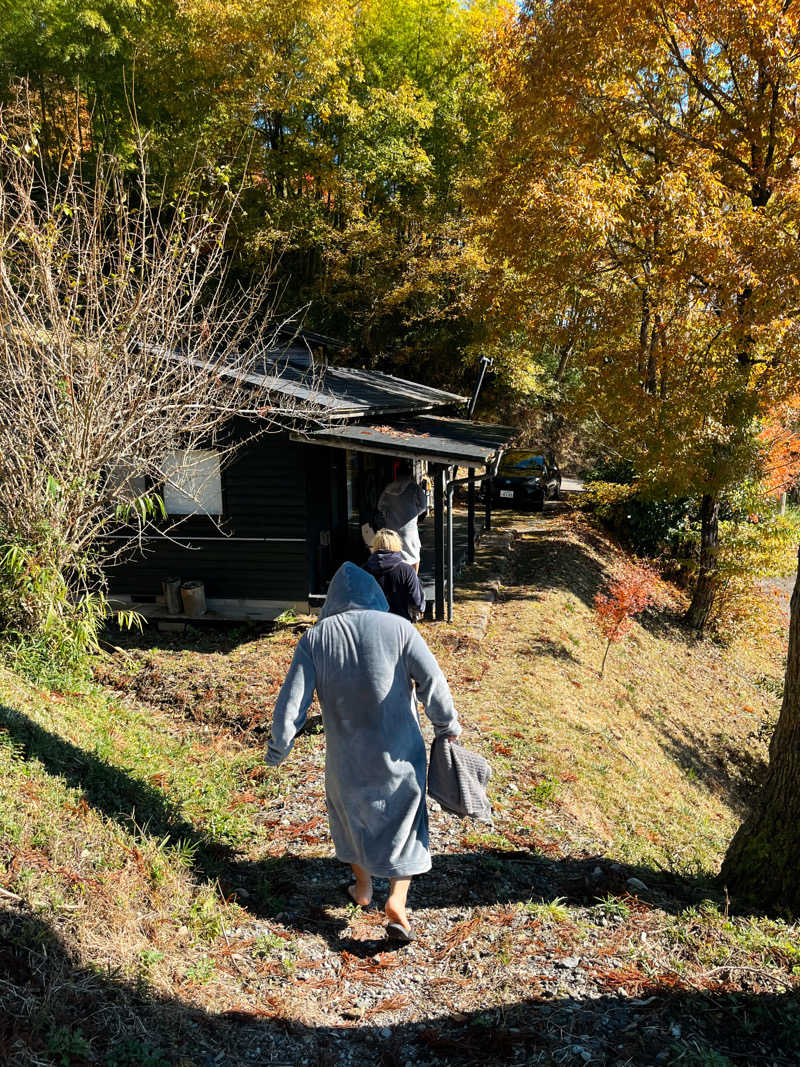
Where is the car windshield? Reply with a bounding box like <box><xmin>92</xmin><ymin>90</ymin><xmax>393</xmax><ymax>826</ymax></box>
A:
<box><xmin>499</xmin><ymin>451</ymin><xmax>546</xmax><ymax>475</ymax></box>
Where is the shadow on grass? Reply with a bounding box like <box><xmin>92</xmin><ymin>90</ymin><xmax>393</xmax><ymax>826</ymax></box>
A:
<box><xmin>0</xmin><ymin>700</ymin><xmax>235</xmax><ymax>872</ymax></box>
<box><xmin>2</xmin><ymin>905</ymin><xmax>800</xmax><ymax>1067</ymax></box>
<box><xmin>635</xmin><ymin>601</ymin><xmax>695</xmax><ymax>642</ymax></box>
<box><xmin>0</xmin><ymin>698</ymin><xmax>723</xmax><ymax>965</ymax></box>
<box><xmin>101</xmin><ymin>617</ymin><xmax>306</xmax><ymax>657</ymax></box>
<box><xmin>520</xmin><ymin>637</ymin><xmax>581</xmax><ymax>663</ymax></box>
<box><xmin>500</xmin><ymin>522</ymin><xmax>607</xmax><ymax>612</ymax></box>
<box><xmin>499</xmin><ymin>510</ymin><xmax>694</xmax><ymax>650</ymax></box>
<box><xmin>636</xmin><ymin>705</ymin><xmax>768</xmax><ymax>819</ymax></box>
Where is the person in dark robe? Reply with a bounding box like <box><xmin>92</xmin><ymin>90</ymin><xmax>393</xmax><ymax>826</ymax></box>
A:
<box><xmin>363</xmin><ymin>528</ymin><xmax>426</xmax><ymax>622</ymax></box>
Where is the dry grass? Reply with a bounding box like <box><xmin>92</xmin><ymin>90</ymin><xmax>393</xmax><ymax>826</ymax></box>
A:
<box><xmin>423</xmin><ymin>511</ymin><xmax>786</xmax><ymax>878</ymax></box>
<box><xmin>0</xmin><ymin>505</ymin><xmax>797</xmax><ymax>1066</ymax></box>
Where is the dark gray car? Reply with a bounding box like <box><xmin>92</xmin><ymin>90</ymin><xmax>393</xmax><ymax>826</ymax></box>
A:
<box><xmin>483</xmin><ymin>450</ymin><xmax>561</xmax><ymax>510</ymax></box>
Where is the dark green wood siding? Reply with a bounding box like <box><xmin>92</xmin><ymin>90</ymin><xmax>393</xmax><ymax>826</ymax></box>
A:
<box><xmin>108</xmin><ymin>430</ymin><xmax>309</xmax><ymax>602</ymax></box>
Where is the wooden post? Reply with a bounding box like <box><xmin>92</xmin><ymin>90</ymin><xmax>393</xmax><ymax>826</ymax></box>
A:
<box><xmin>467</xmin><ymin>468</ymin><xmax>475</xmax><ymax>564</ymax></box>
<box><xmin>433</xmin><ymin>464</ymin><xmax>445</xmax><ymax>621</ymax></box>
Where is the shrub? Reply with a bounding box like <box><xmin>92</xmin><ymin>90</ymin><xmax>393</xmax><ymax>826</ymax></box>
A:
<box><xmin>581</xmin><ymin>482</ymin><xmax>697</xmax><ymax>560</ymax></box>
<box><xmin>584</xmin><ymin>457</ymin><xmax>636</xmax><ymax>485</ymax></box>
<box><xmin>580</xmin><ymin>481</ymin><xmax>637</xmax><ymax>515</ymax></box>
<box><xmin>593</xmin><ymin>562</ymin><xmax>658</xmax><ymax>676</ymax></box>
<box><xmin>709</xmin><ymin>508</ymin><xmax>800</xmax><ymax>640</ymax></box>
<box><xmin>583</xmin><ymin>476</ymin><xmax>800</xmax><ymax>641</ymax></box>
<box><xmin>0</xmin><ymin>533</ymin><xmax>140</xmax><ymax>687</ymax></box>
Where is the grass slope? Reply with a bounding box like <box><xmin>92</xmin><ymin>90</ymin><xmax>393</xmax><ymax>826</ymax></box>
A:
<box><xmin>0</xmin><ymin>508</ymin><xmax>798</xmax><ymax>1066</ymax></box>
<box><xmin>428</xmin><ymin>514</ymin><xmax>786</xmax><ymax>875</ymax></box>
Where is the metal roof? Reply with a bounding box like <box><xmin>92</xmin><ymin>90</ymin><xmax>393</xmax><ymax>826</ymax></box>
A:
<box><xmin>293</xmin><ymin>414</ymin><xmax>517</xmax><ymax>467</ymax></box>
<box><xmin>249</xmin><ymin>361</ymin><xmax>467</xmax><ymax>418</ymax></box>
<box><xmin>144</xmin><ymin>340</ymin><xmax>466</xmax><ymax>419</ymax></box>
<box><xmin>274</xmin><ymin>324</ymin><xmax>347</xmax><ymax>351</ymax></box>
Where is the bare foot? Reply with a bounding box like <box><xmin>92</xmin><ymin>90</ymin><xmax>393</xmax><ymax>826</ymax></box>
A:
<box><xmin>348</xmin><ymin>864</ymin><xmax>373</xmax><ymax>907</ymax></box>
<box><xmin>348</xmin><ymin>883</ymin><xmax>372</xmax><ymax>907</ymax></box>
<box><xmin>384</xmin><ymin>898</ymin><xmax>410</xmax><ymax>932</ymax></box>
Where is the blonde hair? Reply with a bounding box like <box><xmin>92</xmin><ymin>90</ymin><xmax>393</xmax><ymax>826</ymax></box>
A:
<box><xmin>371</xmin><ymin>528</ymin><xmax>402</xmax><ymax>553</ymax></box>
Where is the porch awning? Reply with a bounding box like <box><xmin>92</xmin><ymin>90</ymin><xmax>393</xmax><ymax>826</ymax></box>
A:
<box><xmin>292</xmin><ymin>414</ymin><xmax>516</xmax><ymax>468</ymax></box>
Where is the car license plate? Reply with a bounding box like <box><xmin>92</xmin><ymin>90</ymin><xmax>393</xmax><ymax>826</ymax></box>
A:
<box><xmin>500</xmin><ymin>490</ymin><xmax>514</xmax><ymax>499</ymax></box>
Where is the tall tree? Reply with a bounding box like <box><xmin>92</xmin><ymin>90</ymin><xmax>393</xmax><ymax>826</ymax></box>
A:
<box><xmin>473</xmin><ymin>0</ymin><xmax>800</xmax><ymax>627</ymax></box>
<box><xmin>720</xmin><ymin>560</ymin><xmax>800</xmax><ymax>913</ymax></box>
<box><xmin>203</xmin><ymin>0</ymin><xmax>502</xmax><ymax>372</ymax></box>
<box><xmin>0</xmin><ymin>106</ymin><xmax>317</xmax><ymax>665</ymax></box>
<box><xmin>0</xmin><ymin>0</ymin><xmax>157</xmax><ymax>158</ymax></box>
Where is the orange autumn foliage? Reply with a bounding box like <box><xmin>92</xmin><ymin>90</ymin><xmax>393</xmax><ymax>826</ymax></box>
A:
<box><xmin>594</xmin><ymin>564</ymin><xmax>658</xmax><ymax>677</ymax></box>
<box><xmin>474</xmin><ymin>0</ymin><xmax>800</xmax><ymax>628</ymax></box>
<box><xmin>760</xmin><ymin>395</ymin><xmax>800</xmax><ymax>496</ymax></box>
<box><xmin>475</xmin><ymin>0</ymin><xmax>800</xmax><ymax>493</ymax></box>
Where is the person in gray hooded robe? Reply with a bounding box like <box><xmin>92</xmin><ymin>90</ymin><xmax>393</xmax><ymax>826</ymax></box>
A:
<box><xmin>266</xmin><ymin>562</ymin><xmax>461</xmax><ymax>938</ymax></box>
<box><xmin>377</xmin><ymin>460</ymin><xmax>429</xmax><ymax>570</ymax></box>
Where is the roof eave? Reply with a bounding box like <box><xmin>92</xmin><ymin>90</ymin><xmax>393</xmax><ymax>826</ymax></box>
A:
<box><xmin>290</xmin><ymin>429</ymin><xmax>503</xmax><ymax>468</ymax></box>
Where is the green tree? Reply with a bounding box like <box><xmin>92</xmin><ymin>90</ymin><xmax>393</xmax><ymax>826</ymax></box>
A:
<box><xmin>0</xmin><ymin>0</ymin><xmax>502</xmax><ymax>385</ymax></box>
<box><xmin>0</xmin><ymin>0</ymin><xmax>155</xmax><ymax>157</ymax></box>
<box><xmin>214</xmin><ymin>0</ymin><xmax>502</xmax><ymax>374</ymax></box>
<box><xmin>176</xmin><ymin>0</ymin><xmax>501</xmax><ymax>378</ymax></box>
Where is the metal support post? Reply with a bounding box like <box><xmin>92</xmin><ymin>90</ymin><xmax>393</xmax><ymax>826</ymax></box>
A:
<box><xmin>466</xmin><ymin>355</ymin><xmax>493</xmax><ymax>419</ymax></box>
<box><xmin>435</xmin><ymin>460</ymin><xmax>503</xmax><ymax>622</ymax></box>
<box><xmin>444</xmin><ymin>470</ymin><xmax>482</xmax><ymax>623</ymax></box>
<box><xmin>467</xmin><ymin>468</ymin><xmax>475</xmax><ymax>564</ymax></box>
<box><xmin>446</xmin><ymin>476</ymin><xmax>455</xmax><ymax>623</ymax></box>
<box><xmin>433</xmin><ymin>465</ymin><xmax>445</xmax><ymax>621</ymax></box>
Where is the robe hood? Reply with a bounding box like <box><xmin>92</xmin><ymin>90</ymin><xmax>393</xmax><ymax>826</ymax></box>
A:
<box><xmin>382</xmin><ymin>475</ymin><xmax>413</xmax><ymax>496</ymax></box>
<box><xmin>319</xmin><ymin>561</ymin><xmax>389</xmax><ymax>620</ymax></box>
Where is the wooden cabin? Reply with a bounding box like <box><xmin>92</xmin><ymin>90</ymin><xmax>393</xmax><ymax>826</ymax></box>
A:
<box><xmin>108</xmin><ymin>336</ymin><xmax>515</xmax><ymax>621</ymax></box>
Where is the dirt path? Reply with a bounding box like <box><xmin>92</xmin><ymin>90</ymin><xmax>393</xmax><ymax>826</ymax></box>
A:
<box><xmin>762</xmin><ymin>573</ymin><xmax>795</xmax><ymax>616</ymax></box>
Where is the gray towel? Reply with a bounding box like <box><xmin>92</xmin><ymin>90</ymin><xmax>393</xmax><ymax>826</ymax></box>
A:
<box><xmin>428</xmin><ymin>737</ymin><xmax>493</xmax><ymax>825</ymax></box>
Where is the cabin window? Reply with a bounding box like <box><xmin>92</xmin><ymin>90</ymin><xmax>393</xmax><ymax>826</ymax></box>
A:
<box><xmin>162</xmin><ymin>450</ymin><xmax>223</xmax><ymax>516</ymax></box>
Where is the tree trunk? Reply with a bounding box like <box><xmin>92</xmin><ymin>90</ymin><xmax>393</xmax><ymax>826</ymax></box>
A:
<box><xmin>720</xmin><ymin>553</ymin><xmax>800</xmax><ymax>914</ymax></box>
<box><xmin>638</xmin><ymin>288</ymin><xmax>650</xmax><ymax>379</ymax></box>
<box><xmin>599</xmin><ymin>639</ymin><xmax>611</xmax><ymax>678</ymax></box>
<box><xmin>685</xmin><ymin>493</ymin><xmax>720</xmax><ymax>630</ymax></box>
<box><xmin>554</xmin><ymin>339</ymin><xmax>574</xmax><ymax>382</ymax></box>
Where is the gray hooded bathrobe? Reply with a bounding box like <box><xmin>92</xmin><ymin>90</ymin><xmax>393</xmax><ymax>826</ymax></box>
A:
<box><xmin>266</xmin><ymin>563</ymin><xmax>461</xmax><ymax>878</ymax></box>
<box><xmin>378</xmin><ymin>476</ymin><xmax>428</xmax><ymax>565</ymax></box>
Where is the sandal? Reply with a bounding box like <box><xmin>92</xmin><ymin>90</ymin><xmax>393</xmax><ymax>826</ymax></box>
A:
<box><xmin>386</xmin><ymin>921</ymin><xmax>415</xmax><ymax>942</ymax></box>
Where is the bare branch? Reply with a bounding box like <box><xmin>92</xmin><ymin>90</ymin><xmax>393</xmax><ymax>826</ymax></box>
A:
<box><xmin>0</xmin><ymin>90</ymin><xmax>326</xmax><ymax>630</ymax></box>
